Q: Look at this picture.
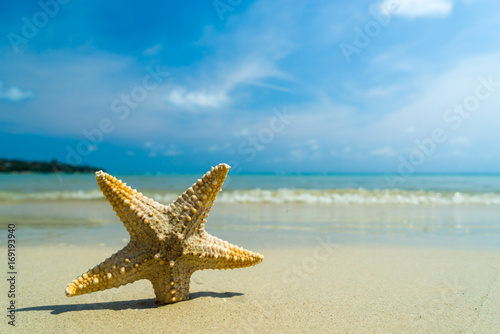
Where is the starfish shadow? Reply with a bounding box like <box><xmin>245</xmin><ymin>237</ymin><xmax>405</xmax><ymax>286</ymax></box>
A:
<box><xmin>190</xmin><ymin>291</ymin><xmax>243</xmax><ymax>300</ymax></box>
<box><xmin>17</xmin><ymin>291</ymin><xmax>243</xmax><ymax>315</ymax></box>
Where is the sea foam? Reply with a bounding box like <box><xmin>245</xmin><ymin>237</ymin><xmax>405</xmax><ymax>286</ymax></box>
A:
<box><xmin>2</xmin><ymin>188</ymin><xmax>500</xmax><ymax>206</ymax></box>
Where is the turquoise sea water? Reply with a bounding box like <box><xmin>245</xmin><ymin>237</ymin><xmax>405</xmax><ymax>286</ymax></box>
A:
<box><xmin>3</xmin><ymin>173</ymin><xmax>500</xmax><ymax>203</ymax></box>
<box><xmin>1</xmin><ymin>173</ymin><xmax>500</xmax><ymax>247</ymax></box>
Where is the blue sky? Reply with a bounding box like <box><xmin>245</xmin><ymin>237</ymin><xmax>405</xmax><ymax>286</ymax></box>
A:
<box><xmin>1</xmin><ymin>0</ymin><xmax>500</xmax><ymax>174</ymax></box>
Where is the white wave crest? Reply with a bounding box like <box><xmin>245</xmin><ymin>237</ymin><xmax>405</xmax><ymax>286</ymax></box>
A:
<box><xmin>218</xmin><ymin>188</ymin><xmax>500</xmax><ymax>205</ymax></box>
<box><xmin>2</xmin><ymin>188</ymin><xmax>500</xmax><ymax>206</ymax></box>
<box><xmin>0</xmin><ymin>189</ymin><xmax>104</xmax><ymax>201</ymax></box>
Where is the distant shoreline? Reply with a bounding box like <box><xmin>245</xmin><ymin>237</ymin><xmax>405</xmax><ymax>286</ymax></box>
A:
<box><xmin>0</xmin><ymin>158</ymin><xmax>103</xmax><ymax>173</ymax></box>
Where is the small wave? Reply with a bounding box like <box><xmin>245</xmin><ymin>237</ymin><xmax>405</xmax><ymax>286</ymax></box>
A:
<box><xmin>0</xmin><ymin>189</ymin><xmax>104</xmax><ymax>201</ymax></box>
<box><xmin>217</xmin><ymin>188</ymin><xmax>500</xmax><ymax>205</ymax></box>
<box><xmin>2</xmin><ymin>188</ymin><xmax>500</xmax><ymax>206</ymax></box>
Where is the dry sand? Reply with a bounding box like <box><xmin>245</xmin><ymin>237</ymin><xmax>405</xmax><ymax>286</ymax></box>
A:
<box><xmin>1</xmin><ymin>241</ymin><xmax>499</xmax><ymax>333</ymax></box>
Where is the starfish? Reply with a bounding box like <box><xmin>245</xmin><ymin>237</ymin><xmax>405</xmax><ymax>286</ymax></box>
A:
<box><xmin>65</xmin><ymin>163</ymin><xmax>263</xmax><ymax>304</ymax></box>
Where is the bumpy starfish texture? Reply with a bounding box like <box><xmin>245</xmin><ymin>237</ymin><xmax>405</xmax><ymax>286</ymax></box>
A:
<box><xmin>65</xmin><ymin>163</ymin><xmax>263</xmax><ymax>304</ymax></box>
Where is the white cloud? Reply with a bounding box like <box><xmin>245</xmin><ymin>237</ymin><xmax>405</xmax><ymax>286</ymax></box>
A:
<box><xmin>307</xmin><ymin>139</ymin><xmax>320</xmax><ymax>151</ymax></box>
<box><xmin>370</xmin><ymin>146</ymin><xmax>398</xmax><ymax>157</ymax></box>
<box><xmin>144</xmin><ymin>142</ymin><xmax>183</xmax><ymax>157</ymax></box>
<box><xmin>233</xmin><ymin>129</ymin><xmax>251</xmax><ymax>137</ymax></box>
<box><xmin>243</xmin><ymin>79</ymin><xmax>293</xmax><ymax>93</ymax></box>
<box><xmin>163</xmin><ymin>145</ymin><xmax>183</xmax><ymax>156</ymax></box>
<box><xmin>290</xmin><ymin>148</ymin><xmax>305</xmax><ymax>160</ymax></box>
<box><xmin>366</xmin><ymin>53</ymin><xmax>500</xmax><ymax>147</ymax></box>
<box><xmin>451</xmin><ymin>136</ymin><xmax>471</xmax><ymax>146</ymax></box>
<box><xmin>162</xmin><ymin>0</ymin><xmax>297</xmax><ymax>112</ymax></box>
<box><xmin>142</xmin><ymin>44</ymin><xmax>162</xmax><ymax>56</ymax></box>
<box><xmin>207</xmin><ymin>142</ymin><xmax>234</xmax><ymax>154</ymax></box>
<box><xmin>288</xmin><ymin>139</ymin><xmax>323</xmax><ymax>161</ymax></box>
<box><xmin>164</xmin><ymin>88</ymin><xmax>228</xmax><ymax>109</ymax></box>
<box><xmin>163</xmin><ymin>59</ymin><xmax>290</xmax><ymax>110</ymax></box>
<box><xmin>208</xmin><ymin>145</ymin><xmax>219</xmax><ymax>152</ymax></box>
<box><xmin>330</xmin><ymin>147</ymin><xmax>355</xmax><ymax>157</ymax></box>
<box><xmin>365</xmin><ymin>85</ymin><xmax>403</xmax><ymax>97</ymax></box>
<box><xmin>379</xmin><ymin>0</ymin><xmax>453</xmax><ymax>18</ymax></box>
<box><xmin>265</xmin><ymin>157</ymin><xmax>284</xmax><ymax>163</ymax></box>
<box><xmin>0</xmin><ymin>50</ymin><xmax>138</xmax><ymax>136</ymax></box>
<box><xmin>0</xmin><ymin>81</ymin><xmax>34</xmax><ymax>101</ymax></box>
<box><xmin>449</xmin><ymin>149</ymin><xmax>465</xmax><ymax>156</ymax></box>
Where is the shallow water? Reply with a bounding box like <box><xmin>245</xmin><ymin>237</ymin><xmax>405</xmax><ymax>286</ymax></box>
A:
<box><xmin>1</xmin><ymin>200</ymin><xmax>499</xmax><ymax>250</ymax></box>
<box><xmin>1</xmin><ymin>173</ymin><xmax>500</xmax><ymax>249</ymax></box>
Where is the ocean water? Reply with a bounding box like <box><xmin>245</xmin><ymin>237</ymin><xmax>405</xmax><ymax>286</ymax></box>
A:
<box><xmin>1</xmin><ymin>173</ymin><xmax>500</xmax><ymax>247</ymax></box>
<box><xmin>2</xmin><ymin>173</ymin><xmax>500</xmax><ymax>204</ymax></box>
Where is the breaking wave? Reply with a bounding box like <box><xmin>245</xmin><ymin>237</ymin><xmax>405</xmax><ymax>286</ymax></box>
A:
<box><xmin>2</xmin><ymin>188</ymin><xmax>500</xmax><ymax>206</ymax></box>
<box><xmin>216</xmin><ymin>189</ymin><xmax>500</xmax><ymax>205</ymax></box>
<box><xmin>0</xmin><ymin>189</ymin><xmax>104</xmax><ymax>201</ymax></box>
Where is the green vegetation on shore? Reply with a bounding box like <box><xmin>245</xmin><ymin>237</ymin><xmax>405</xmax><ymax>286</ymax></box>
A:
<box><xmin>0</xmin><ymin>159</ymin><xmax>103</xmax><ymax>173</ymax></box>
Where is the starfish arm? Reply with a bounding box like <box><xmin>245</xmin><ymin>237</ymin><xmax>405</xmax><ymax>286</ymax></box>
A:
<box><xmin>169</xmin><ymin>164</ymin><xmax>230</xmax><ymax>235</ymax></box>
<box><xmin>147</xmin><ymin>265</ymin><xmax>194</xmax><ymax>305</ymax></box>
<box><xmin>184</xmin><ymin>232</ymin><xmax>264</xmax><ymax>271</ymax></box>
<box><xmin>95</xmin><ymin>171</ymin><xmax>169</xmax><ymax>243</ymax></box>
<box><xmin>65</xmin><ymin>244</ymin><xmax>152</xmax><ymax>297</ymax></box>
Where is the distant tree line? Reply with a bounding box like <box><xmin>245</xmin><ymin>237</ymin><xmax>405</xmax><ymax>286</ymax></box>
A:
<box><xmin>0</xmin><ymin>159</ymin><xmax>103</xmax><ymax>173</ymax></box>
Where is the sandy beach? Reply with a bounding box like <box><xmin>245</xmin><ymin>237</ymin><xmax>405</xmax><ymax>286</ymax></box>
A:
<box><xmin>1</xmin><ymin>238</ymin><xmax>499</xmax><ymax>333</ymax></box>
<box><xmin>1</xmin><ymin>177</ymin><xmax>500</xmax><ymax>333</ymax></box>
